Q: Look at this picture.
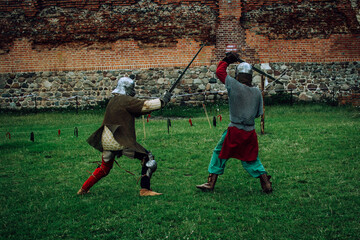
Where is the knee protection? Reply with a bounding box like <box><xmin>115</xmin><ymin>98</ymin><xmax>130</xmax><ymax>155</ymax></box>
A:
<box><xmin>143</xmin><ymin>152</ymin><xmax>157</xmax><ymax>179</ymax></box>
<box><xmin>139</xmin><ymin>152</ymin><xmax>158</xmax><ymax>190</ymax></box>
<box><xmin>102</xmin><ymin>151</ymin><xmax>116</xmax><ymax>162</ymax></box>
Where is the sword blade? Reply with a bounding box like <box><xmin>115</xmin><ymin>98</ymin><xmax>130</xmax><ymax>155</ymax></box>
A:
<box><xmin>169</xmin><ymin>44</ymin><xmax>205</xmax><ymax>93</ymax></box>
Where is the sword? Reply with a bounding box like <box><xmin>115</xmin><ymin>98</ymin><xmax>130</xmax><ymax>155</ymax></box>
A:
<box><xmin>234</xmin><ymin>55</ymin><xmax>278</xmax><ymax>82</ymax></box>
<box><xmin>168</xmin><ymin>44</ymin><xmax>205</xmax><ymax>93</ymax></box>
<box><xmin>265</xmin><ymin>69</ymin><xmax>288</xmax><ymax>90</ymax></box>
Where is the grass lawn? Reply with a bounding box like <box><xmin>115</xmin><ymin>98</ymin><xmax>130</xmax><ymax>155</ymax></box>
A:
<box><xmin>0</xmin><ymin>104</ymin><xmax>359</xmax><ymax>240</ymax></box>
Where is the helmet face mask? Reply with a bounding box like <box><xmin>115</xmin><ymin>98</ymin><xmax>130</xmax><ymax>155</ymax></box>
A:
<box><xmin>124</xmin><ymin>83</ymin><xmax>136</xmax><ymax>97</ymax></box>
<box><xmin>112</xmin><ymin>77</ymin><xmax>136</xmax><ymax>96</ymax></box>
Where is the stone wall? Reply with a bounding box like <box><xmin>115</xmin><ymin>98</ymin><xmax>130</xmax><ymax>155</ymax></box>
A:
<box><xmin>1</xmin><ymin>61</ymin><xmax>359</xmax><ymax>109</ymax></box>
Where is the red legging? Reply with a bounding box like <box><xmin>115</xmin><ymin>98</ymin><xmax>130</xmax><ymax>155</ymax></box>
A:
<box><xmin>81</xmin><ymin>157</ymin><xmax>114</xmax><ymax>192</ymax></box>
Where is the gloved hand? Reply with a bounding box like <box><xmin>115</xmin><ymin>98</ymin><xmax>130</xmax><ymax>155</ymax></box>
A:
<box><xmin>160</xmin><ymin>91</ymin><xmax>172</xmax><ymax>107</ymax></box>
<box><xmin>222</xmin><ymin>52</ymin><xmax>240</xmax><ymax>65</ymax></box>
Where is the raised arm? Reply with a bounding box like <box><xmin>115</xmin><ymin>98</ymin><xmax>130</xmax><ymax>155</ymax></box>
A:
<box><xmin>215</xmin><ymin>52</ymin><xmax>240</xmax><ymax>84</ymax></box>
<box><xmin>216</xmin><ymin>61</ymin><xmax>229</xmax><ymax>84</ymax></box>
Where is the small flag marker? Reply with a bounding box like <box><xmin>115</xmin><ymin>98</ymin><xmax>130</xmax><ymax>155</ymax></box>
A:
<box><xmin>167</xmin><ymin>118</ymin><xmax>171</xmax><ymax>134</ymax></box>
<box><xmin>30</xmin><ymin>132</ymin><xmax>34</xmax><ymax>142</ymax></box>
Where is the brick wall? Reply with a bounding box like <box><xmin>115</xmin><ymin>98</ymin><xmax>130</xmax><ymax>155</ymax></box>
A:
<box><xmin>0</xmin><ymin>0</ymin><xmax>359</xmax><ymax>72</ymax></box>
<box><xmin>246</xmin><ymin>32</ymin><xmax>360</xmax><ymax>63</ymax></box>
<box><xmin>0</xmin><ymin>0</ymin><xmax>218</xmax><ymax>72</ymax></box>
<box><xmin>239</xmin><ymin>0</ymin><xmax>360</xmax><ymax>64</ymax></box>
<box><xmin>338</xmin><ymin>92</ymin><xmax>360</xmax><ymax>107</ymax></box>
<box><xmin>0</xmin><ymin>38</ymin><xmax>214</xmax><ymax>72</ymax></box>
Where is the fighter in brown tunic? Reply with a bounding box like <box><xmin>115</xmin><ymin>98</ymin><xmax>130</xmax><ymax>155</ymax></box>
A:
<box><xmin>77</xmin><ymin>77</ymin><xmax>171</xmax><ymax>196</ymax></box>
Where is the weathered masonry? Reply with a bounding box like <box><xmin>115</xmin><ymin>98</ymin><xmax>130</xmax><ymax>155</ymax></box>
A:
<box><xmin>0</xmin><ymin>0</ymin><xmax>359</xmax><ymax>109</ymax></box>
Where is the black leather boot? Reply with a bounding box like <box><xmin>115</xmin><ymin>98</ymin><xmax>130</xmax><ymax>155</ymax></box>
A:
<box><xmin>259</xmin><ymin>174</ymin><xmax>272</xmax><ymax>193</ymax></box>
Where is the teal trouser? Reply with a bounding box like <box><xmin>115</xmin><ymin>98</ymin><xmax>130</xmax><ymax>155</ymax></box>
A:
<box><xmin>208</xmin><ymin>130</ymin><xmax>267</xmax><ymax>178</ymax></box>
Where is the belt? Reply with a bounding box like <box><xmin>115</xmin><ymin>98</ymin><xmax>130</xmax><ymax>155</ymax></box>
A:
<box><xmin>231</xmin><ymin>121</ymin><xmax>254</xmax><ymax>127</ymax></box>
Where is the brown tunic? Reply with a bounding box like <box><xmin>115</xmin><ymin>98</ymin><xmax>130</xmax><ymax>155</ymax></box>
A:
<box><xmin>87</xmin><ymin>95</ymin><xmax>149</xmax><ymax>155</ymax></box>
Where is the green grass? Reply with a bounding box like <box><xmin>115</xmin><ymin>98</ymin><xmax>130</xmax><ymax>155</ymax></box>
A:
<box><xmin>0</xmin><ymin>104</ymin><xmax>359</xmax><ymax>240</ymax></box>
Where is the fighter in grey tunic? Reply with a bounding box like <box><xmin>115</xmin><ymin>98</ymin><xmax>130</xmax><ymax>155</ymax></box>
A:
<box><xmin>226</xmin><ymin>74</ymin><xmax>263</xmax><ymax>131</ymax></box>
<box><xmin>196</xmin><ymin>52</ymin><xmax>272</xmax><ymax>193</ymax></box>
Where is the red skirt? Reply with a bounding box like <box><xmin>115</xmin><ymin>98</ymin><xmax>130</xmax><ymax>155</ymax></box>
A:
<box><xmin>218</xmin><ymin>127</ymin><xmax>258</xmax><ymax>162</ymax></box>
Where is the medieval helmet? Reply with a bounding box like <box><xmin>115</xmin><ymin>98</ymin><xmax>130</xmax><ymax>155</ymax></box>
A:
<box><xmin>235</xmin><ymin>62</ymin><xmax>253</xmax><ymax>77</ymax></box>
<box><xmin>235</xmin><ymin>62</ymin><xmax>253</xmax><ymax>86</ymax></box>
<box><xmin>112</xmin><ymin>77</ymin><xmax>135</xmax><ymax>96</ymax></box>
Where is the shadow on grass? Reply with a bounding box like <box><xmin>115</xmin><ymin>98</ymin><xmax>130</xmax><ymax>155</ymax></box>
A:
<box><xmin>0</xmin><ymin>141</ymin><xmax>35</xmax><ymax>151</ymax></box>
